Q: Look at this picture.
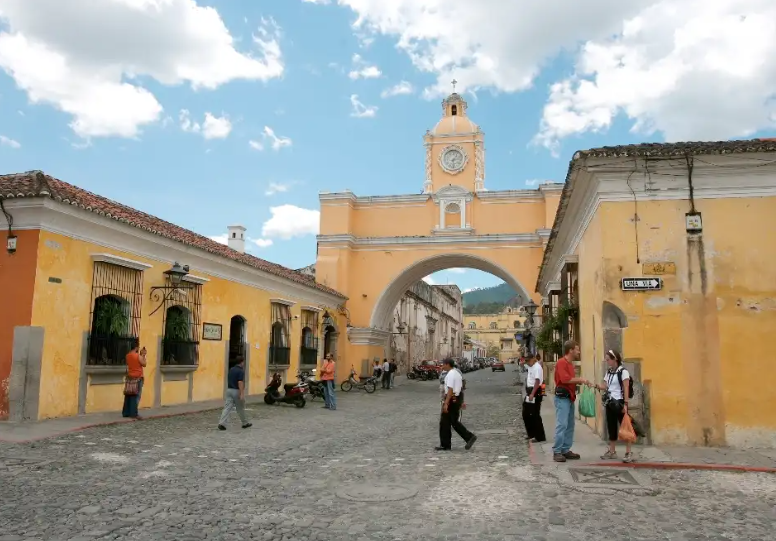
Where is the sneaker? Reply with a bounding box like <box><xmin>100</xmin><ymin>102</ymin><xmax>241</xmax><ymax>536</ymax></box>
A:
<box><xmin>563</xmin><ymin>451</ymin><xmax>581</xmax><ymax>460</ymax></box>
<box><xmin>434</xmin><ymin>446</ymin><xmax>451</xmax><ymax>451</ymax></box>
<box><xmin>553</xmin><ymin>453</ymin><xmax>567</xmax><ymax>462</ymax></box>
<box><xmin>218</xmin><ymin>425</ymin><xmax>226</xmax><ymax>431</ymax></box>
<box><xmin>600</xmin><ymin>449</ymin><xmax>618</xmax><ymax>460</ymax></box>
<box><xmin>242</xmin><ymin>423</ymin><xmax>252</xmax><ymax>429</ymax></box>
<box><xmin>623</xmin><ymin>452</ymin><xmax>635</xmax><ymax>463</ymax></box>
<box><xmin>465</xmin><ymin>434</ymin><xmax>478</xmax><ymax>450</ymax></box>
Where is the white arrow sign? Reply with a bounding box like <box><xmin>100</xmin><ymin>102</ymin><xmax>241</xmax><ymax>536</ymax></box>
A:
<box><xmin>621</xmin><ymin>277</ymin><xmax>662</xmax><ymax>291</ymax></box>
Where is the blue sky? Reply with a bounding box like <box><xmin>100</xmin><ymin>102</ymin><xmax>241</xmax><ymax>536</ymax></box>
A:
<box><xmin>1</xmin><ymin>0</ymin><xmax>774</xmax><ymax>293</ymax></box>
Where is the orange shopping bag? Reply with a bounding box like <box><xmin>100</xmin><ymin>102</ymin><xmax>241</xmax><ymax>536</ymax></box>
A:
<box><xmin>618</xmin><ymin>415</ymin><xmax>637</xmax><ymax>443</ymax></box>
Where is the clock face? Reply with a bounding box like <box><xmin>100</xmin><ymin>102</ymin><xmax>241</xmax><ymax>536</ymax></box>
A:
<box><xmin>440</xmin><ymin>145</ymin><xmax>468</xmax><ymax>174</ymax></box>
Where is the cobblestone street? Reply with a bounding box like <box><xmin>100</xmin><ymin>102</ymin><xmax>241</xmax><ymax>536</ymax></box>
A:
<box><xmin>1</xmin><ymin>369</ymin><xmax>774</xmax><ymax>541</ymax></box>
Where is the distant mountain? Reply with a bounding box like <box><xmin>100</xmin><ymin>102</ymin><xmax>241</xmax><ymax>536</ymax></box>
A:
<box><xmin>462</xmin><ymin>283</ymin><xmax>521</xmax><ymax>314</ymax></box>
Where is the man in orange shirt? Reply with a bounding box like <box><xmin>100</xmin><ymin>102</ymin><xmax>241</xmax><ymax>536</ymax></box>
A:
<box><xmin>552</xmin><ymin>340</ymin><xmax>590</xmax><ymax>462</ymax></box>
<box><xmin>321</xmin><ymin>353</ymin><xmax>336</xmax><ymax>411</ymax></box>
<box><xmin>122</xmin><ymin>343</ymin><xmax>147</xmax><ymax>419</ymax></box>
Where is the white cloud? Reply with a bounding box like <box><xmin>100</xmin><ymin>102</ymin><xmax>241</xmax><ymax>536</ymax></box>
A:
<box><xmin>422</xmin><ymin>275</ymin><xmax>436</xmax><ymax>285</ymax></box>
<box><xmin>302</xmin><ymin>0</ymin><xmax>331</xmax><ymax>4</ymax></box>
<box><xmin>381</xmin><ymin>81</ymin><xmax>414</xmax><ymax>98</ymax></box>
<box><xmin>334</xmin><ymin>0</ymin><xmax>776</xmax><ymax>148</ymax></box>
<box><xmin>209</xmin><ymin>233</ymin><xmax>272</xmax><ymax>249</ymax></box>
<box><xmin>0</xmin><ymin>1</ymin><xmax>283</xmax><ymax>139</ymax></box>
<box><xmin>252</xmin><ymin>238</ymin><xmax>273</xmax><ymax>248</ymax></box>
<box><xmin>348</xmin><ymin>53</ymin><xmax>382</xmax><ymax>79</ymax></box>
<box><xmin>524</xmin><ymin>179</ymin><xmax>540</xmax><ymax>186</ymax></box>
<box><xmin>534</xmin><ymin>1</ymin><xmax>776</xmax><ymax>152</ymax></box>
<box><xmin>261</xmin><ymin>205</ymin><xmax>320</xmax><ymax>239</ymax></box>
<box><xmin>265</xmin><ymin>182</ymin><xmax>292</xmax><ymax>196</ymax></box>
<box><xmin>350</xmin><ymin>94</ymin><xmax>378</xmax><ymax>118</ymax></box>
<box><xmin>179</xmin><ymin>110</ymin><xmax>232</xmax><ymax>139</ymax></box>
<box><xmin>248</xmin><ymin>139</ymin><xmax>264</xmax><ymax>151</ymax></box>
<box><xmin>0</xmin><ymin>135</ymin><xmax>21</xmax><ymax>148</ymax></box>
<box><xmin>262</xmin><ymin>126</ymin><xmax>292</xmax><ymax>151</ymax></box>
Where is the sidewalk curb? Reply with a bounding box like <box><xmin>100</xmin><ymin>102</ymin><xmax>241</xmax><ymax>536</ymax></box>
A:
<box><xmin>587</xmin><ymin>461</ymin><xmax>776</xmax><ymax>474</ymax></box>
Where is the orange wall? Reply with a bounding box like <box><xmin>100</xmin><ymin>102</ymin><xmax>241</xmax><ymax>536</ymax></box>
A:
<box><xmin>0</xmin><ymin>229</ymin><xmax>40</xmax><ymax>419</ymax></box>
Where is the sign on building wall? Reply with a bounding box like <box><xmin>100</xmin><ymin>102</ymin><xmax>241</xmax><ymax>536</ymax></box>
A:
<box><xmin>202</xmin><ymin>323</ymin><xmax>223</xmax><ymax>341</ymax></box>
<box><xmin>620</xmin><ymin>278</ymin><xmax>663</xmax><ymax>291</ymax></box>
<box><xmin>642</xmin><ymin>262</ymin><xmax>676</xmax><ymax>275</ymax></box>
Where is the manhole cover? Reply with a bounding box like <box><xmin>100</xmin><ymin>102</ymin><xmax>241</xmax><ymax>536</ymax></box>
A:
<box><xmin>336</xmin><ymin>484</ymin><xmax>419</xmax><ymax>502</ymax></box>
<box><xmin>569</xmin><ymin>468</ymin><xmax>638</xmax><ymax>486</ymax></box>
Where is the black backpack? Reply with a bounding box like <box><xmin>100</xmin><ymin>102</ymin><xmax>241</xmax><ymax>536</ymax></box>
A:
<box><xmin>616</xmin><ymin>367</ymin><xmax>635</xmax><ymax>399</ymax></box>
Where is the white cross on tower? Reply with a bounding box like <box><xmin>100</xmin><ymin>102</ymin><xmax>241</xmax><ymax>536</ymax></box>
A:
<box><xmin>451</xmin><ymin>79</ymin><xmax>457</xmax><ymax>92</ymax></box>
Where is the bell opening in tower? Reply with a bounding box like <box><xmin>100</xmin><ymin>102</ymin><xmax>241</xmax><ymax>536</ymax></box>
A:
<box><xmin>451</xmin><ymin>105</ymin><xmax>457</xmax><ymax>116</ymax></box>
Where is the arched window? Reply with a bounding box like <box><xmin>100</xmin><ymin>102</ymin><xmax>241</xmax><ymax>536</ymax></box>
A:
<box><xmin>513</xmin><ymin>320</ymin><xmax>520</xmax><ymax>328</ymax></box>
<box><xmin>445</xmin><ymin>202</ymin><xmax>462</xmax><ymax>228</ymax></box>
<box><xmin>468</xmin><ymin>322</ymin><xmax>476</xmax><ymax>329</ymax></box>
<box><xmin>163</xmin><ymin>305</ymin><xmax>197</xmax><ymax>365</ymax></box>
<box><xmin>451</xmin><ymin>104</ymin><xmax>457</xmax><ymax>116</ymax></box>
<box><xmin>489</xmin><ymin>322</ymin><xmax>497</xmax><ymax>329</ymax></box>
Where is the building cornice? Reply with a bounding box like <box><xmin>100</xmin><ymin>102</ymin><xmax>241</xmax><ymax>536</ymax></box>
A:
<box><xmin>317</xmin><ymin>232</ymin><xmax>544</xmax><ymax>247</ymax></box>
<box><xmin>90</xmin><ymin>253</ymin><xmax>152</xmax><ymax>271</ymax></box>
<box><xmin>346</xmin><ymin>326</ymin><xmax>390</xmax><ymax>346</ymax></box>
<box><xmin>270</xmin><ymin>298</ymin><xmax>296</xmax><ymax>307</ymax></box>
<box><xmin>7</xmin><ymin>199</ymin><xmax>345</xmax><ymax>307</ymax></box>
<box><xmin>537</xmin><ymin>153</ymin><xmax>776</xmax><ymax>292</ymax></box>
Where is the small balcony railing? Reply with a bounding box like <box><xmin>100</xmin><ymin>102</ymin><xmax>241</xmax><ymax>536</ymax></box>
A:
<box><xmin>300</xmin><ymin>347</ymin><xmax>318</xmax><ymax>367</ymax></box>
<box><xmin>162</xmin><ymin>339</ymin><xmax>199</xmax><ymax>366</ymax></box>
<box><xmin>87</xmin><ymin>334</ymin><xmax>138</xmax><ymax>366</ymax></box>
<box><xmin>269</xmin><ymin>345</ymin><xmax>291</xmax><ymax>366</ymax></box>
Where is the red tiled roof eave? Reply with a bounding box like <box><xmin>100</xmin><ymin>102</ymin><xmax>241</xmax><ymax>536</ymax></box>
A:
<box><xmin>0</xmin><ymin>171</ymin><xmax>346</xmax><ymax>299</ymax></box>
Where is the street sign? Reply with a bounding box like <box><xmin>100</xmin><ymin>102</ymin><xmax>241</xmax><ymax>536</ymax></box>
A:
<box><xmin>620</xmin><ymin>277</ymin><xmax>662</xmax><ymax>291</ymax></box>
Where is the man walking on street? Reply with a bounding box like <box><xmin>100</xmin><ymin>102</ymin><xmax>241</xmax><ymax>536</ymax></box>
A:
<box><xmin>435</xmin><ymin>359</ymin><xmax>477</xmax><ymax>452</ymax></box>
<box><xmin>382</xmin><ymin>358</ymin><xmax>391</xmax><ymax>390</ymax></box>
<box><xmin>218</xmin><ymin>356</ymin><xmax>252</xmax><ymax>430</ymax></box>
<box><xmin>389</xmin><ymin>359</ymin><xmax>398</xmax><ymax>388</ymax></box>
<box><xmin>552</xmin><ymin>340</ymin><xmax>590</xmax><ymax>462</ymax></box>
<box><xmin>321</xmin><ymin>353</ymin><xmax>337</xmax><ymax>410</ymax></box>
<box><xmin>522</xmin><ymin>353</ymin><xmax>546</xmax><ymax>442</ymax></box>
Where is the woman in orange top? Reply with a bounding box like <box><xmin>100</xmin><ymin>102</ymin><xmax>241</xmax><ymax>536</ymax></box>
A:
<box><xmin>321</xmin><ymin>353</ymin><xmax>336</xmax><ymax>411</ymax></box>
<box><xmin>122</xmin><ymin>344</ymin><xmax>147</xmax><ymax>419</ymax></box>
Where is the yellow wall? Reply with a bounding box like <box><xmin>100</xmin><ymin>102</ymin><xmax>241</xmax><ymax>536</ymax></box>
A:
<box><xmin>464</xmin><ymin>310</ymin><xmax>527</xmax><ymax>361</ymax></box>
<box><xmin>575</xmin><ymin>196</ymin><xmax>776</xmax><ymax>447</ymax></box>
<box><xmin>30</xmin><ymin>230</ymin><xmax>345</xmax><ymax>420</ymax></box>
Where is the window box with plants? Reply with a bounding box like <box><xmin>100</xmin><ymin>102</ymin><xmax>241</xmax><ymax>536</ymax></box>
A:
<box><xmin>161</xmin><ymin>306</ymin><xmax>199</xmax><ymax>372</ymax></box>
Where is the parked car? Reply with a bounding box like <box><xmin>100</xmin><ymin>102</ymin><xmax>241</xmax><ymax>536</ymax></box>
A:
<box><xmin>492</xmin><ymin>361</ymin><xmax>505</xmax><ymax>372</ymax></box>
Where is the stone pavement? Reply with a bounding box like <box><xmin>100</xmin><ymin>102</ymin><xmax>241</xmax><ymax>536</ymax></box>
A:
<box><xmin>1</xmin><ymin>370</ymin><xmax>774</xmax><ymax>541</ymax></box>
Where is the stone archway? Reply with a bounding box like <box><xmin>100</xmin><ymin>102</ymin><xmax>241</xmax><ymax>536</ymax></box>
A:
<box><xmin>370</xmin><ymin>253</ymin><xmax>533</xmax><ymax>332</ymax></box>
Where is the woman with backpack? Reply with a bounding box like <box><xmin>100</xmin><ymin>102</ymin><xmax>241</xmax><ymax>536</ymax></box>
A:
<box><xmin>593</xmin><ymin>349</ymin><xmax>635</xmax><ymax>463</ymax></box>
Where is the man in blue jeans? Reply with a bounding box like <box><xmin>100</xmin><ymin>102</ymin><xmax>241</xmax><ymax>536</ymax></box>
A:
<box><xmin>552</xmin><ymin>340</ymin><xmax>590</xmax><ymax>462</ymax></box>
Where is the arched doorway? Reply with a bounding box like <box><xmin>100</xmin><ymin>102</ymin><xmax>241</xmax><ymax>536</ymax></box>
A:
<box><xmin>228</xmin><ymin>315</ymin><xmax>247</xmax><ymax>369</ymax></box>
<box><xmin>322</xmin><ymin>312</ymin><xmax>338</xmax><ymax>359</ymax></box>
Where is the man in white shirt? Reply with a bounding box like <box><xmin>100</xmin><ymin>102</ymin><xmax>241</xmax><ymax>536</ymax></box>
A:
<box><xmin>521</xmin><ymin>354</ymin><xmax>546</xmax><ymax>442</ymax></box>
<box><xmin>381</xmin><ymin>359</ymin><xmax>391</xmax><ymax>390</ymax></box>
<box><xmin>435</xmin><ymin>359</ymin><xmax>477</xmax><ymax>452</ymax></box>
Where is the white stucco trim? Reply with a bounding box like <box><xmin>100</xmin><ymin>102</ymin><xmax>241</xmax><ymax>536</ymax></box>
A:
<box><xmin>302</xmin><ymin>305</ymin><xmax>323</xmax><ymax>312</ymax></box>
<box><xmin>270</xmin><ymin>298</ymin><xmax>296</xmax><ymax>307</ymax></box>
<box><xmin>317</xmin><ymin>232</ymin><xmax>543</xmax><ymax>246</ymax></box>
<box><xmin>182</xmin><ymin>274</ymin><xmax>209</xmax><ymax>285</ymax></box>
<box><xmin>538</xmin><ymin>153</ymin><xmax>776</xmax><ymax>291</ymax></box>
<box><xmin>7</xmin><ymin>199</ymin><xmax>345</xmax><ymax>307</ymax></box>
<box><xmin>346</xmin><ymin>326</ymin><xmax>391</xmax><ymax>346</ymax></box>
<box><xmin>90</xmin><ymin>253</ymin><xmax>152</xmax><ymax>271</ymax></box>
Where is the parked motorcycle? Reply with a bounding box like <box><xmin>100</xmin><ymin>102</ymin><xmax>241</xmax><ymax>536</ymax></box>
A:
<box><xmin>299</xmin><ymin>369</ymin><xmax>325</xmax><ymax>401</ymax></box>
<box><xmin>264</xmin><ymin>372</ymin><xmax>306</xmax><ymax>408</ymax></box>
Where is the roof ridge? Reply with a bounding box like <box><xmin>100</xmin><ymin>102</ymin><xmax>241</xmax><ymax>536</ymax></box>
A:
<box><xmin>0</xmin><ymin>171</ymin><xmax>346</xmax><ymax>299</ymax></box>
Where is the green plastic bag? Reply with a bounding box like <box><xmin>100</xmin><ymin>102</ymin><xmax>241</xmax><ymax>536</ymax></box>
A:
<box><xmin>578</xmin><ymin>387</ymin><xmax>596</xmax><ymax>418</ymax></box>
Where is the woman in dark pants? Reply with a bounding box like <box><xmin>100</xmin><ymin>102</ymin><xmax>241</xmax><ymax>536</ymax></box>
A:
<box><xmin>594</xmin><ymin>349</ymin><xmax>634</xmax><ymax>463</ymax></box>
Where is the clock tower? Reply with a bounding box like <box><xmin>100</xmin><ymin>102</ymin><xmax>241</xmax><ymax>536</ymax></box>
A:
<box><xmin>423</xmin><ymin>85</ymin><xmax>484</xmax><ymax>194</ymax></box>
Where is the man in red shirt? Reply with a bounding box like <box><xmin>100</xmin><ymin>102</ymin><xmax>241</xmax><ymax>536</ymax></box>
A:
<box><xmin>552</xmin><ymin>340</ymin><xmax>590</xmax><ymax>462</ymax></box>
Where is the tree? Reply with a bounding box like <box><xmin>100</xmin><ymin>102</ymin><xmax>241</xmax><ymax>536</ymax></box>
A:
<box><xmin>486</xmin><ymin>344</ymin><xmax>500</xmax><ymax>358</ymax></box>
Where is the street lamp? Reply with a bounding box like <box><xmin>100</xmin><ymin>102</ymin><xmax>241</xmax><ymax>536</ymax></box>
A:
<box><xmin>523</xmin><ymin>299</ymin><xmax>538</xmax><ymax>356</ymax></box>
<box><xmin>393</xmin><ymin>322</ymin><xmax>411</xmax><ymax>369</ymax></box>
<box><xmin>149</xmin><ymin>262</ymin><xmax>192</xmax><ymax>316</ymax></box>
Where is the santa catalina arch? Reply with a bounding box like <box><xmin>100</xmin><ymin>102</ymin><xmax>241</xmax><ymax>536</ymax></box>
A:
<box><xmin>315</xmin><ymin>91</ymin><xmax>563</xmax><ymax>364</ymax></box>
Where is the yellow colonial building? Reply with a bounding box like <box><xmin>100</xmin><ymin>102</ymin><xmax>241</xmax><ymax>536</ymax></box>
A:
<box><xmin>0</xmin><ymin>171</ymin><xmax>347</xmax><ymax>421</ymax></box>
<box><xmin>464</xmin><ymin>306</ymin><xmax>528</xmax><ymax>362</ymax></box>
<box><xmin>315</xmin><ymin>91</ymin><xmax>560</xmax><ymax>368</ymax></box>
<box><xmin>537</xmin><ymin>139</ymin><xmax>776</xmax><ymax>448</ymax></box>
